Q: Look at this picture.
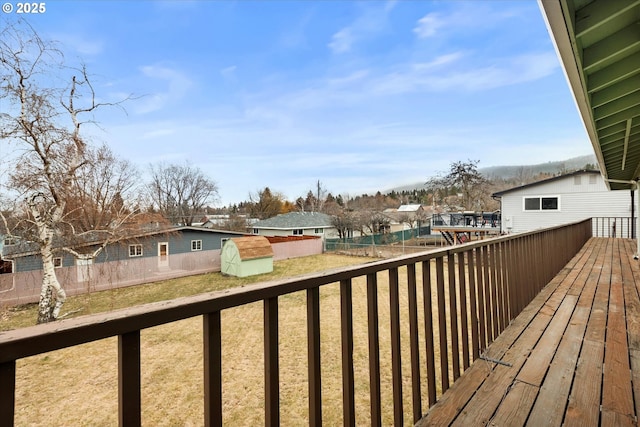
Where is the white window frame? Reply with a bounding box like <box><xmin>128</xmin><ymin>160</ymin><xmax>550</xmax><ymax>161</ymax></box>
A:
<box><xmin>314</xmin><ymin>228</ymin><xmax>324</xmax><ymax>234</ymax></box>
<box><xmin>129</xmin><ymin>244</ymin><xmax>143</xmax><ymax>257</ymax></box>
<box><xmin>293</xmin><ymin>229</ymin><xmax>303</xmax><ymax>235</ymax></box>
<box><xmin>53</xmin><ymin>257</ymin><xmax>63</xmax><ymax>268</ymax></box>
<box><xmin>523</xmin><ymin>195</ymin><xmax>560</xmax><ymax>212</ymax></box>
<box><xmin>191</xmin><ymin>239</ymin><xmax>203</xmax><ymax>251</ymax></box>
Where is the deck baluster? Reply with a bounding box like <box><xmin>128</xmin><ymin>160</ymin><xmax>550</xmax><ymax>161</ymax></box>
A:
<box><xmin>0</xmin><ymin>360</ymin><xmax>15</xmax><ymax>427</ymax></box>
<box><xmin>204</xmin><ymin>312</ymin><xmax>222</xmax><ymax>427</ymax></box>
<box><xmin>447</xmin><ymin>253</ymin><xmax>460</xmax><ymax>380</ymax></box>
<box><xmin>264</xmin><ymin>297</ymin><xmax>279</xmax><ymax>427</ymax></box>
<box><xmin>340</xmin><ymin>279</ymin><xmax>355</xmax><ymax>427</ymax></box>
<box><xmin>307</xmin><ymin>287</ymin><xmax>322</xmax><ymax>427</ymax></box>
<box><xmin>389</xmin><ymin>267</ymin><xmax>403</xmax><ymax>426</ymax></box>
<box><xmin>366</xmin><ymin>273</ymin><xmax>382</xmax><ymax>426</ymax></box>
<box><xmin>407</xmin><ymin>263</ymin><xmax>422</xmax><ymax>423</ymax></box>
<box><xmin>118</xmin><ymin>331</ymin><xmax>141</xmax><ymax>427</ymax></box>
<box><xmin>422</xmin><ymin>260</ymin><xmax>437</xmax><ymax>406</ymax></box>
<box><xmin>435</xmin><ymin>257</ymin><xmax>449</xmax><ymax>392</ymax></box>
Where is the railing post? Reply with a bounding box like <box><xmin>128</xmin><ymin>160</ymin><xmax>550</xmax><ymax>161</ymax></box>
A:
<box><xmin>474</xmin><ymin>247</ymin><xmax>487</xmax><ymax>351</ymax></box>
<box><xmin>435</xmin><ymin>257</ymin><xmax>449</xmax><ymax>392</ymax></box>
<box><xmin>467</xmin><ymin>250</ymin><xmax>480</xmax><ymax>361</ymax></box>
<box><xmin>307</xmin><ymin>287</ymin><xmax>322</xmax><ymax>427</ymax></box>
<box><xmin>457</xmin><ymin>252</ymin><xmax>470</xmax><ymax>370</ymax></box>
<box><xmin>204</xmin><ymin>312</ymin><xmax>222</xmax><ymax>427</ymax></box>
<box><xmin>389</xmin><ymin>267</ymin><xmax>403</xmax><ymax>426</ymax></box>
<box><xmin>0</xmin><ymin>360</ymin><xmax>16</xmax><ymax>427</ymax></box>
<box><xmin>340</xmin><ymin>279</ymin><xmax>355</xmax><ymax>427</ymax></box>
<box><xmin>447</xmin><ymin>253</ymin><xmax>460</xmax><ymax>380</ymax></box>
<box><xmin>407</xmin><ymin>264</ymin><xmax>422</xmax><ymax>423</ymax></box>
<box><xmin>264</xmin><ymin>297</ymin><xmax>280</xmax><ymax>427</ymax></box>
<box><xmin>119</xmin><ymin>331</ymin><xmax>141</xmax><ymax>427</ymax></box>
<box><xmin>422</xmin><ymin>260</ymin><xmax>437</xmax><ymax>406</ymax></box>
<box><xmin>366</xmin><ymin>273</ymin><xmax>382</xmax><ymax>426</ymax></box>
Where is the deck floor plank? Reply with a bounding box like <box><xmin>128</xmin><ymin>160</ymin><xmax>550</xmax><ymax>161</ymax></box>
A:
<box><xmin>418</xmin><ymin>237</ymin><xmax>640</xmax><ymax>427</ymax></box>
<box><xmin>601</xmin><ymin>240</ymin><xmax>635</xmax><ymax>420</ymax></box>
<box><xmin>624</xmin><ymin>239</ymin><xmax>640</xmax><ymax>421</ymax></box>
<box><xmin>525</xmin><ymin>238</ymin><xmax>605</xmax><ymax>426</ymax></box>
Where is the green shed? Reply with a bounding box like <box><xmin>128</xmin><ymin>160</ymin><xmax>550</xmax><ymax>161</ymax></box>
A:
<box><xmin>221</xmin><ymin>236</ymin><xmax>274</xmax><ymax>277</ymax></box>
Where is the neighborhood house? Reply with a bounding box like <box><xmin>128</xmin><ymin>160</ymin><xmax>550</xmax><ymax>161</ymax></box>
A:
<box><xmin>0</xmin><ymin>226</ymin><xmax>247</xmax><ymax>306</ymax></box>
<box><xmin>492</xmin><ymin>170</ymin><xmax>633</xmax><ymax>236</ymax></box>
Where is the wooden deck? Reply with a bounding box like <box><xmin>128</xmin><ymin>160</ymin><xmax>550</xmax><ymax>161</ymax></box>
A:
<box><xmin>418</xmin><ymin>237</ymin><xmax>640</xmax><ymax>426</ymax></box>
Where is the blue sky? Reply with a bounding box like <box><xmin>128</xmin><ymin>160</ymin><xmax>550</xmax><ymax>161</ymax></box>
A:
<box><xmin>7</xmin><ymin>1</ymin><xmax>592</xmax><ymax>206</ymax></box>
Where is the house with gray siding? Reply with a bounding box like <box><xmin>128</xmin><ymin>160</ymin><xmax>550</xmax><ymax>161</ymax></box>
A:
<box><xmin>251</xmin><ymin>212</ymin><xmax>339</xmax><ymax>240</ymax></box>
<box><xmin>492</xmin><ymin>170</ymin><xmax>632</xmax><ymax>235</ymax></box>
<box><xmin>1</xmin><ymin>226</ymin><xmax>247</xmax><ymax>274</ymax></box>
<box><xmin>0</xmin><ymin>227</ymin><xmax>248</xmax><ymax>306</ymax></box>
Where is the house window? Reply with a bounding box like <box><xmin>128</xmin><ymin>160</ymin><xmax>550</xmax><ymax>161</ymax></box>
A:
<box><xmin>129</xmin><ymin>244</ymin><xmax>143</xmax><ymax>257</ymax></box>
<box><xmin>589</xmin><ymin>174</ymin><xmax>597</xmax><ymax>184</ymax></box>
<box><xmin>253</xmin><ymin>228</ymin><xmax>259</xmax><ymax>234</ymax></box>
<box><xmin>53</xmin><ymin>257</ymin><xmax>62</xmax><ymax>268</ymax></box>
<box><xmin>293</xmin><ymin>229</ymin><xmax>303</xmax><ymax>235</ymax></box>
<box><xmin>523</xmin><ymin>196</ymin><xmax>560</xmax><ymax>211</ymax></box>
<box><xmin>191</xmin><ymin>240</ymin><xmax>202</xmax><ymax>251</ymax></box>
<box><xmin>574</xmin><ymin>176</ymin><xmax>581</xmax><ymax>185</ymax></box>
<box><xmin>3</xmin><ymin>237</ymin><xmax>16</xmax><ymax>246</ymax></box>
<box><xmin>314</xmin><ymin>228</ymin><xmax>324</xmax><ymax>234</ymax></box>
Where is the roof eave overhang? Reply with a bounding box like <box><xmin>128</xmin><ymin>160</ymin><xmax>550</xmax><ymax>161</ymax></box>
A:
<box><xmin>538</xmin><ymin>0</ymin><xmax>612</xmax><ymax>187</ymax></box>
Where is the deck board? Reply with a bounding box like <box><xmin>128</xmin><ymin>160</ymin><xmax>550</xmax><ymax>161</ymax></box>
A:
<box><xmin>417</xmin><ymin>237</ymin><xmax>640</xmax><ymax>427</ymax></box>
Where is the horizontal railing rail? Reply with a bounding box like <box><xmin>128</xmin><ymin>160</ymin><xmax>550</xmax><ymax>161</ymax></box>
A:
<box><xmin>0</xmin><ymin>219</ymin><xmax>593</xmax><ymax>426</ymax></box>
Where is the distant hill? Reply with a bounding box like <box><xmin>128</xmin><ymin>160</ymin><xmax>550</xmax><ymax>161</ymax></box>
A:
<box><xmin>479</xmin><ymin>154</ymin><xmax>597</xmax><ymax>179</ymax></box>
<box><xmin>387</xmin><ymin>154</ymin><xmax>598</xmax><ymax>193</ymax></box>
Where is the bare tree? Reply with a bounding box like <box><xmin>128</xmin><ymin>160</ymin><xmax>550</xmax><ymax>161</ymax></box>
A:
<box><xmin>146</xmin><ymin>162</ymin><xmax>219</xmax><ymax>226</ymax></box>
<box><xmin>0</xmin><ymin>21</ymin><xmax>138</xmax><ymax>323</ymax></box>
<box><xmin>297</xmin><ymin>180</ymin><xmax>328</xmax><ymax>212</ymax></box>
<box><xmin>427</xmin><ymin>160</ymin><xmax>487</xmax><ymax>210</ymax></box>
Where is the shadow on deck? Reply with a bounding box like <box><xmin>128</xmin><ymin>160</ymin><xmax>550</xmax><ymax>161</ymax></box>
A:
<box><xmin>419</xmin><ymin>237</ymin><xmax>639</xmax><ymax>426</ymax></box>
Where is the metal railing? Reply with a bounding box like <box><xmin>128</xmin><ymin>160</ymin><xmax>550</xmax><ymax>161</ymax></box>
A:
<box><xmin>592</xmin><ymin>216</ymin><xmax>635</xmax><ymax>238</ymax></box>
<box><xmin>0</xmin><ymin>219</ymin><xmax>593</xmax><ymax>426</ymax></box>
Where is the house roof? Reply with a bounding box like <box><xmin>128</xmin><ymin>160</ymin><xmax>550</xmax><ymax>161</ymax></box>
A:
<box><xmin>492</xmin><ymin>169</ymin><xmax>601</xmax><ymax>197</ymax></box>
<box><xmin>1</xmin><ymin>226</ymin><xmax>248</xmax><ymax>259</ymax></box>
<box><xmin>252</xmin><ymin>212</ymin><xmax>333</xmax><ymax>230</ymax></box>
<box><xmin>540</xmin><ymin>1</ymin><xmax>640</xmax><ymax>190</ymax></box>
<box><xmin>228</xmin><ymin>236</ymin><xmax>273</xmax><ymax>260</ymax></box>
<box><xmin>397</xmin><ymin>204</ymin><xmax>423</xmax><ymax>212</ymax></box>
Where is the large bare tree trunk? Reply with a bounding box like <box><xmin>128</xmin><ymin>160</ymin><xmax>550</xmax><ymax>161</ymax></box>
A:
<box><xmin>37</xmin><ymin>245</ymin><xmax>66</xmax><ymax>324</ymax></box>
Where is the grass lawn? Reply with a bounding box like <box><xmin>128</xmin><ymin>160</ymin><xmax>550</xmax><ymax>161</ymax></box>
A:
<box><xmin>5</xmin><ymin>253</ymin><xmax>454</xmax><ymax>426</ymax></box>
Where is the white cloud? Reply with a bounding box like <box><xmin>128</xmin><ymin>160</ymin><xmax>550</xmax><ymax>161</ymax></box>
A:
<box><xmin>328</xmin><ymin>28</ymin><xmax>354</xmax><ymax>54</ymax></box>
<box><xmin>50</xmin><ymin>33</ymin><xmax>104</xmax><ymax>56</ymax></box>
<box><xmin>413</xmin><ymin>13</ymin><xmax>445</xmax><ymax>39</ymax></box>
<box><xmin>327</xmin><ymin>1</ymin><xmax>396</xmax><ymax>54</ymax></box>
<box><xmin>133</xmin><ymin>65</ymin><xmax>192</xmax><ymax>114</ymax></box>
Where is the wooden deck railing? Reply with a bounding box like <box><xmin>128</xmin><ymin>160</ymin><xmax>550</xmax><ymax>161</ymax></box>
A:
<box><xmin>0</xmin><ymin>219</ymin><xmax>592</xmax><ymax>426</ymax></box>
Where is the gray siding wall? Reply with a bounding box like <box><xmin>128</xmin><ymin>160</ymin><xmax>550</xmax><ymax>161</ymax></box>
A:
<box><xmin>9</xmin><ymin>229</ymin><xmax>244</xmax><ymax>273</ymax></box>
<box><xmin>501</xmin><ymin>173</ymin><xmax>632</xmax><ymax>233</ymax></box>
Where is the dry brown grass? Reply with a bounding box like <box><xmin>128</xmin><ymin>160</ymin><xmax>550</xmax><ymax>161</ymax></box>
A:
<box><xmin>8</xmin><ymin>254</ymin><xmax>466</xmax><ymax>426</ymax></box>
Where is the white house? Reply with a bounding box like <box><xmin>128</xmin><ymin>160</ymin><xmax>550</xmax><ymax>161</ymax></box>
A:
<box><xmin>492</xmin><ymin>170</ymin><xmax>633</xmax><ymax>235</ymax></box>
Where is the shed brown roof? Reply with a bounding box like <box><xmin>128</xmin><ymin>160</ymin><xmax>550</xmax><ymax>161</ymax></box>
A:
<box><xmin>230</xmin><ymin>236</ymin><xmax>273</xmax><ymax>260</ymax></box>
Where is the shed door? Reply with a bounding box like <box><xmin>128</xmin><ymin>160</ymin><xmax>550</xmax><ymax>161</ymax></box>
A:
<box><xmin>77</xmin><ymin>258</ymin><xmax>93</xmax><ymax>283</ymax></box>
<box><xmin>158</xmin><ymin>242</ymin><xmax>169</xmax><ymax>268</ymax></box>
